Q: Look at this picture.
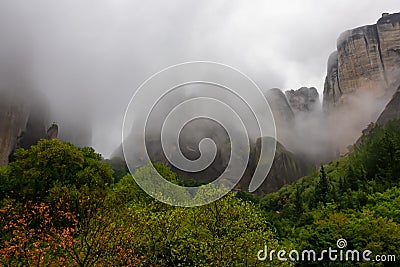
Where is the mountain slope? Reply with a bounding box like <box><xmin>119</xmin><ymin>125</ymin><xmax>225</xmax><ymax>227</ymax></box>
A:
<box><xmin>377</xmin><ymin>85</ymin><xmax>400</xmax><ymax>126</ymax></box>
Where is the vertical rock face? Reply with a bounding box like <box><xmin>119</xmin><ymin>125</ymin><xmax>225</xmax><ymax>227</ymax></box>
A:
<box><xmin>323</xmin><ymin>12</ymin><xmax>400</xmax><ymax>110</ymax></box>
<box><xmin>264</xmin><ymin>88</ymin><xmax>295</xmax><ymax>122</ymax></box>
<box><xmin>337</xmin><ymin>24</ymin><xmax>387</xmax><ymax>94</ymax></box>
<box><xmin>0</xmin><ymin>88</ymin><xmax>50</xmax><ymax>165</ymax></box>
<box><xmin>378</xmin><ymin>13</ymin><xmax>400</xmax><ymax>82</ymax></box>
<box><xmin>16</xmin><ymin>112</ymin><xmax>47</xmax><ymax>150</ymax></box>
<box><xmin>0</xmin><ymin>91</ymin><xmax>30</xmax><ymax>165</ymax></box>
<box><xmin>285</xmin><ymin>87</ymin><xmax>320</xmax><ymax>113</ymax></box>
<box><xmin>323</xmin><ymin>51</ymin><xmax>342</xmax><ymax>110</ymax></box>
<box><xmin>263</xmin><ymin>88</ymin><xmax>295</xmax><ymax>145</ymax></box>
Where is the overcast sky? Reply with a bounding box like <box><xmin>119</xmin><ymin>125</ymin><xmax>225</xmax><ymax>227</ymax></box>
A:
<box><xmin>0</xmin><ymin>0</ymin><xmax>399</xmax><ymax>156</ymax></box>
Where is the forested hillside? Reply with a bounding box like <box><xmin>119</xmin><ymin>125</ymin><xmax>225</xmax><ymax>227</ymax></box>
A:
<box><xmin>1</xmin><ymin>120</ymin><xmax>400</xmax><ymax>266</ymax></box>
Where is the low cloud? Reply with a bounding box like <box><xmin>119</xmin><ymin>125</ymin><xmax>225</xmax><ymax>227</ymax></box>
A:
<box><xmin>0</xmin><ymin>0</ymin><xmax>399</xmax><ymax>156</ymax></box>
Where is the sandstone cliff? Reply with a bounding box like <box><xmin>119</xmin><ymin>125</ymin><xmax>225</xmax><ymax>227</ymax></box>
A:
<box><xmin>323</xmin><ymin>12</ymin><xmax>400</xmax><ymax>110</ymax></box>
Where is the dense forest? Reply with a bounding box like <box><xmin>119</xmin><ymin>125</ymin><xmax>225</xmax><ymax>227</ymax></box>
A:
<box><xmin>1</xmin><ymin>120</ymin><xmax>400</xmax><ymax>266</ymax></box>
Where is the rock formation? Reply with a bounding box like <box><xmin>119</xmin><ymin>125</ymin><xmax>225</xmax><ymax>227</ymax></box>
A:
<box><xmin>376</xmin><ymin>85</ymin><xmax>400</xmax><ymax>126</ymax></box>
<box><xmin>110</xmin><ymin>86</ymin><xmax>312</xmax><ymax>196</ymax></box>
<box><xmin>0</xmin><ymin>88</ymin><xmax>50</xmax><ymax>165</ymax></box>
<box><xmin>250</xmin><ymin>136</ymin><xmax>308</xmax><ymax>195</ymax></box>
<box><xmin>263</xmin><ymin>88</ymin><xmax>295</xmax><ymax>145</ymax></box>
<box><xmin>323</xmin><ymin>51</ymin><xmax>341</xmax><ymax>110</ymax></box>
<box><xmin>354</xmin><ymin>84</ymin><xmax>400</xmax><ymax>149</ymax></box>
<box><xmin>285</xmin><ymin>87</ymin><xmax>320</xmax><ymax>113</ymax></box>
<box><xmin>46</xmin><ymin>123</ymin><xmax>59</xmax><ymax>140</ymax></box>
<box><xmin>0</xmin><ymin>90</ymin><xmax>30</xmax><ymax>165</ymax></box>
<box><xmin>323</xmin><ymin>12</ymin><xmax>400</xmax><ymax>110</ymax></box>
<box><xmin>264</xmin><ymin>88</ymin><xmax>295</xmax><ymax>122</ymax></box>
<box><xmin>97</xmin><ymin>12</ymin><xmax>400</xmax><ymax>195</ymax></box>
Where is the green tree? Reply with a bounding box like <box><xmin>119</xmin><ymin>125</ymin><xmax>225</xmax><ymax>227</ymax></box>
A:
<box><xmin>5</xmin><ymin>139</ymin><xmax>113</xmax><ymax>201</ymax></box>
<box><xmin>0</xmin><ymin>166</ymin><xmax>9</xmax><ymax>200</ymax></box>
<box><xmin>315</xmin><ymin>165</ymin><xmax>331</xmax><ymax>205</ymax></box>
<box><xmin>294</xmin><ymin>184</ymin><xmax>304</xmax><ymax>215</ymax></box>
<box><xmin>132</xmin><ymin>194</ymin><xmax>286</xmax><ymax>266</ymax></box>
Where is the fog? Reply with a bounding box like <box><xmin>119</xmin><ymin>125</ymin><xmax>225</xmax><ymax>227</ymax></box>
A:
<box><xmin>0</xmin><ymin>1</ymin><xmax>399</xmax><ymax>157</ymax></box>
<box><xmin>283</xmin><ymin>87</ymin><xmax>396</xmax><ymax>165</ymax></box>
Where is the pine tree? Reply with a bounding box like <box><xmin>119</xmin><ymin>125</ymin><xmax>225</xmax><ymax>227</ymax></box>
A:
<box><xmin>347</xmin><ymin>166</ymin><xmax>359</xmax><ymax>191</ymax></box>
<box><xmin>315</xmin><ymin>164</ymin><xmax>331</xmax><ymax>205</ymax></box>
<box><xmin>294</xmin><ymin>185</ymin><xmax>304</xmax><ymax>215</ymax></box>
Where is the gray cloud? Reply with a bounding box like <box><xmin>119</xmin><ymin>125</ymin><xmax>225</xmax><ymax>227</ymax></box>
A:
<box><xmin>0</xmin><ymin>0</ymin><xmax>398</xmax><ymax>156</ymax></box>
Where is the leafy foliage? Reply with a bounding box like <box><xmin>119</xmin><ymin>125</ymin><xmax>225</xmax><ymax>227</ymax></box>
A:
<box><xmin>0</xmin><ymin>139</ymin><xmax>286</xmax><ymax>266</ymax></box>
<box><xmin>260</xmin><ymin>120</ymin><xmax>400</xmax><ymax>266</ymax></box>
<box><xmin>2</xmin><ymin>120</ymin><xmax>400</xmax><ymax>265</ymax></box>
<box><xmin>3</xmin><ymin>139</ymin><xmax>113</xmax><ymax>201</ymax></box>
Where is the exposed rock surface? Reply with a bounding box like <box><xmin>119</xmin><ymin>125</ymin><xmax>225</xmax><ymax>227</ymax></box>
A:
<box><xmin>112</xmin><ymin>13</ymin><xmax>400</xmax><ymax>195</ymax></box>
<box><xmin>264</xmin><ymin>88</ymin><xmax>295</xmax><ymax>122</ymax></box>
<box><xmin>0</xmin><ymin>91</ymin><xmax>30</xmax><ymax>165</ymax></box>
<box><xmin>250</xmin><ymin>137</ymin><xmax>308</xmax><ymax>195</ymax></box>
<box><xmin>323</xmin><ymin>51</ymin><xmax>342</xmax><ymax>110</ymax></box>
<box><xmin>354</xmin><ymin>84</ymin><xmax>400</xmax><ymax>149</ymax></box>
<box><xmin>147</xmin><ymin>120</ymin><xmax>232</xmax><ymax>184</ymax></box>
<box><xmin>115</xmin><ymin>132</ymin><xmax>307</xmax><ymax>196</ymax></box>
<box><xmin>378</xmin><ymin>13</ymin><xmax>400</xmax><ymax>81</ymax></box>
<box><xmin>0</xmin><ymin>88</ymin><xmax>50</xmax><ymax>165</ymax></box>
<box><xmin>285</xmin><ymin>87</ymin><xmax>320</xmax><ymax>113</ymax></box>
<box><xmin>377</xmin><ymin>85</ymin><xmax>400</xmax><ymax>126</ymax></box>
<box><xmin>324</xmin><ymin>12</ymin><xmax>400</xmax><ymax>110</ymax></box>
<box><xmin>263</xmin><ymin>88</ymin><xmax>295</xmax><ymax>145</ymax></box>
<box><xmin>46</xmin><ymin>123</ymin><xmax>59</xmax><ymax>140</ymax></box>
